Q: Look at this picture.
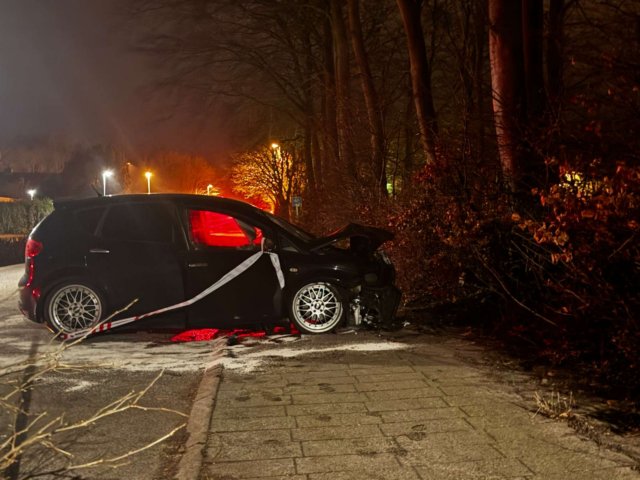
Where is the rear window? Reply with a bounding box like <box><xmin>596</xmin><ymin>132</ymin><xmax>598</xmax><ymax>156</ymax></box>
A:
<box><xmin>101</xmin><ymin>204</ymin><xmax>175</xmax><ymax>243</ymax></box>
<box><xmin>74</xmin><ymin>207</ymin><xmax>105</xmax><ymax>235</ymax></box>
<box><xmin>188</xmin><ymin>210</ymin><xmax>262</xmax><ymax>249</ymax></box>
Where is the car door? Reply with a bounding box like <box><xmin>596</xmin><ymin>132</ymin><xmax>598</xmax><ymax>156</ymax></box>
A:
<box><xmin>180</xmin><ymin>205</ymin><xmax>282</xmax><ymax>328</ymax></box>
<box><xmin>86</xmin><ymin>202</ymin><xmax>186</xmax><ymax>319</ymax></box>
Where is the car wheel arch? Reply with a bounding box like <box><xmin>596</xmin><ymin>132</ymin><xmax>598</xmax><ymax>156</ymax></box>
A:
<box><xmin>36</xmin><ymin>271</ymin><xmax>110</xmax><ymax>323</ymax></box>
<box><xmin>286</xmin><ymin>275</ymin><xmax>354</xmax><ymax>303</ymax></box>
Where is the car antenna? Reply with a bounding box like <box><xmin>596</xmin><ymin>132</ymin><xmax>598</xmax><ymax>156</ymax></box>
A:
<box><xmin>91</xmin><ymin>185</ymin><xmax>103</xmax><ymax>197</ymax></box>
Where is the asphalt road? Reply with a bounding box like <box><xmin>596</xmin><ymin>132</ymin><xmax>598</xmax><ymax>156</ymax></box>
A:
<box><xmin>0</xmin><ymin>264</ymin><xmax>215</xmax><ymax>480</ymax></box>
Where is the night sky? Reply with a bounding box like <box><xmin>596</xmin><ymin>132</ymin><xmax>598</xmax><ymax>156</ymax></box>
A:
<box><xmin>0</xmin><ymin>0</ymin><xmax>229</xmax><ymax>159</ymax></box>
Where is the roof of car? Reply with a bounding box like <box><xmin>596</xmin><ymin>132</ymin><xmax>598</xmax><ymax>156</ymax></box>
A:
<box><xmin>54</xmin><ymin>194</ymin><xmax>263</xmax><ymax>215</ymax></box>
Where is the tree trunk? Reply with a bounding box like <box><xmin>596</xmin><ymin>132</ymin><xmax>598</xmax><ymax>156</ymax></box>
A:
<box><xmin>522</xmin><ymin>0</ymin><xmax>545</xmax><ymax>120</ymax></box>
<box><xmin>473</xmin><ymin>0</ymin><xmax>487</xmax><ymax>154</ymax></box>
<box><xmin>347</xmin><ymin>0</ymin><xmax>387</xmax><ymax>195</ymax></box>
<box><xmin>312</xmin><ymin>127</ymin><xmax>323</xmax><ymax>189</ymax></box>
<box><xmin>489</xmin><ymin>0</ymin><xmax>526</xmax><ymax>188</ymax></box>
<box><xmin>275</xmin><ymin>197</ymin><xmax>291</xmax><ymax>221</ymax></box>
<box><xmin>396</xmin><ymin>0</ymin><xmax>439</xmax><ymax>163</ymax></box>
<box><xmin>547</xmin><ymin>0</ymin><xmax>565</xmax><ymax>103</ymax></box>
<box><xmin>304</xmin><ymin>117</ymin><xmax>316</xmax><ymax>193</ymax></box>
<box><xmin>403</xmin><ymin>89</ymin><xmax>415</xmax><ymax>188</ymax></box>
<box><xmin>322</xmin><ymin>8</ymin><xmax>340</xmax><ymax>170</ymax></box>
<box><xmin>302</xmin><ymin>29</ymin><xmax>317</xmax><ymax>193</ymax></box>
<box><xmin>329</xmin><ymin>0</ymin><xmax>356</xmax><ymax>175</ymax></box>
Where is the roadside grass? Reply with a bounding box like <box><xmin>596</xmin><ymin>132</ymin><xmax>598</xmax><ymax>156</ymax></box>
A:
<box><xmin>534</xmin><ymin>391</ymin><xmax>578</xmax><ymax>420</ymax></box>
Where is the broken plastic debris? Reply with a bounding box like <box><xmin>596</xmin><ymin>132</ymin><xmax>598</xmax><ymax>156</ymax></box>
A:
<box><xmin>336</xmin><ymin>328</ymin><xmax>357</xmax><ymax>335</ymax></box>
<box><xmin>170</xmin><ymin>324</ymin><xmax>300</xmax><ymax>343</ymax></box>
<box><xmin>170</xmin><ymin>329</ymin><xmax>265</xmax><ymax>343</ymax></box>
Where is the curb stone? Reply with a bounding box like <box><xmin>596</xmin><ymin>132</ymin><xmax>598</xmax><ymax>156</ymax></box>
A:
<box><xmin>174</xmin><ymin>339</ymin><xmax>225</xmax><ymax>480</ymax></box>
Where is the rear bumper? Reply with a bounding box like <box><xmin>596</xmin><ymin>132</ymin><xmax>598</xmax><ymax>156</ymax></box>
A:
<box><xmin>18</xmin><ymin>278</ymin><xmax>40</xmax><ymax>323</ymax></box>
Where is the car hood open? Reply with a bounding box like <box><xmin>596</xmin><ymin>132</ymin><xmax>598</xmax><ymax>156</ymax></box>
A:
<box><xmin>309</xmin><ymin>223</ymin><xmax>394</xmax><ymax>254</ymax></box>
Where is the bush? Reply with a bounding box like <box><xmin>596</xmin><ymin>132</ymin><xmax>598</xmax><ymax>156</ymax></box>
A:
<box><xmin>0</xmin><ymin>235</ymin><xmax>27</xmax><ymax>267</ymax></box>
<box><xmin>0</xmin><ymin>199</ymin><xmax>54</xmax><ymax>235</ymax></box>
<box><xmin>510</xmin><ymin>164</ymin><xmax>640</xmax><ymax>385</ymax></box>
<box><xmin>373</xmin><ymin>156</ymin><xmax>640</xmax><ymax>393</ymax></box>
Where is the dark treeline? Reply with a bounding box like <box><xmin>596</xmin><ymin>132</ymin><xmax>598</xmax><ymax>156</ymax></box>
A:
<box><xmin>130</xmin><ymin>0</ymin><xmax>640</xmax><ymax>393</ymax></box>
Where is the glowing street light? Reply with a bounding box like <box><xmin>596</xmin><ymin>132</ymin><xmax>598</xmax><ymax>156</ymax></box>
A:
<box><xmin>207</xmin><ymin>184</ymin><xmax>213</xmax><ymax>195</ymax></box>
<box><xmin>27</xmin><ymin>189</ymin><xmax>36</xmax><ymax>201</ymax></box>
<box><xmin>145</xmin><ymin>171</ymin><xmax>152</xmax><ymax>194</ymax></box>
<box><xmin>271</xmin><ymin>143</ymin><xmax>279</xmax><ymax>149</ymax></box>
<box><xmin>102</xmin><ymin>170</ymin><xmax>113</xmax><ymax>196</ymax></box>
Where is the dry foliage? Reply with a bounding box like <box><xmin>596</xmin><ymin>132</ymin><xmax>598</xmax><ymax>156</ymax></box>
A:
<box><xmin>534</xmin><ymin>391</ymin><xmax>578</xmax><ymax>420</ymax></box>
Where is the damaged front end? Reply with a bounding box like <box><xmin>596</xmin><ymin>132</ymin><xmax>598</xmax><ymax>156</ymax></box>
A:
<box><xmin>349</xmin><ymin>249</ymin><xmax>402</xmax><ymax>329</ymax></box>
<box><xmin>309</xmin><ymin>224</ymin><xmax>402</xmax><ymax>329</ymax></box>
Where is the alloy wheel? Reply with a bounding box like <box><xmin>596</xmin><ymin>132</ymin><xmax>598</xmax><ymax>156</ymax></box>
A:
<box><xmin>49</xmin><ymin>284</ymin><xmax>102</xmax><ymax>333</ymax></box>
<box><xmin>292</xmin><ymin>283</ymin><xmax>342</xmax><ymax>333</ymax></box>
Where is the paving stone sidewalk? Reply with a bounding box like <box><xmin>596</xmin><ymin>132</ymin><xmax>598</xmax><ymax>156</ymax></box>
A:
<box><xmin>199</xmin><ymin>335</ymin><xmax>640</xmax><ymax>480</ymax></box>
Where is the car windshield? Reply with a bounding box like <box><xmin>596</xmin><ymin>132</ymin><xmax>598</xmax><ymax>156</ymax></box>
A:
<box><xmin>265</xmin><ymin>212</ymin><xmax>315</xmax><ymax>242</ymax></box>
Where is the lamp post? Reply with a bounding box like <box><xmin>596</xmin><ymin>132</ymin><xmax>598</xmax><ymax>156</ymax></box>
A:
<box><xmin>207</xmin><ymin>184</ymin><xmax>213</xmax><ymax>195</ymax></box>
<box><xmin>145</xmin><ymin>172</ymin><xmax>152</xmax><ymax>194</ymax></box>
<box><xmin>27</xmin><ymin>189</ymin><xmax>36</xmax><ymax>201</ymax></box>
<box><xmin>102</xmin><ymin>170</ymin><xmax>112</xmax><ymax>196</ymax></box>
<box><xmin>271</xmin><ymin>142</ymin><xmax>281</xmax><ymax>162</ymax></box>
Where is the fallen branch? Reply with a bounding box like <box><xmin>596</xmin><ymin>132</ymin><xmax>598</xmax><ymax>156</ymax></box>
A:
<box><xmin>0</xmin><ymin>298</ymin><xmax>187</xmax><ymax>478</ymax></box>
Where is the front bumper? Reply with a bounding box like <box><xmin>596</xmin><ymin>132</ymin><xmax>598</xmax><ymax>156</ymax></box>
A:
<box><xmin>354</xmin><ymin>284</ymin><xmax>402</xmax><ymax>326</ymax></box>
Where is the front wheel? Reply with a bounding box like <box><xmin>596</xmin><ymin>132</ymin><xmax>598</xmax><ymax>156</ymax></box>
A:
<box><xmin>289</xmin><ymin>282</ymin><xmax>344</xmax><ymax>334</ymax></box>
<box><xmin>44</xmin><ymin>281</ymin><xmax>105</xmax><ymax>335</ymax></box>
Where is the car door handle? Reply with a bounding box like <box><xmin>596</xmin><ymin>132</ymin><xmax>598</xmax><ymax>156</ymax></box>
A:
<box><xmin>188</xmin><ymin>263</ymin><xmax>208</xmax><ymax>268</ymax></box>
<box><xmin>89</xmin><ymin>248</ymin><xmax>110</xmax><ymax>254</ymax></box>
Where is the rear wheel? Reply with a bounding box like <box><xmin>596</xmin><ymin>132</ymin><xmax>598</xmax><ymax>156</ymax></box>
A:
<box><xmin>290</xmin><ymin>282</ymin><xmax>344</xmax><ymax>334</ymax></box>
<box><xmin>44</xmin><ymin>281</ymin><xmax>104</xmax><ymax>335</ymax></box>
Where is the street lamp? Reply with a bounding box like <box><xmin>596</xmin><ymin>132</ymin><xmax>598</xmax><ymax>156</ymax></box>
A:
<box><xmin>27</xmin><ymin>189</ymin><xmax>36</xmax><ymax>201</ymax></box>
<box><xmin>145</xmin><ymin>171</ymin><xmax>152</xmax><ymax>194</ymax></box>
<box><xmin>207</xmin><ymin>184</ymin><xmax>213</xmax><ymax>195</ymax></box>
<box><xmin>271</xmin><ymin>142</ymin><xmax>282</xmax><ymax>163</ymax></box>
<box><xmin>102</xmin><ymin>170</ymin><xmax>113</xmax><ymax>196</ymax></box>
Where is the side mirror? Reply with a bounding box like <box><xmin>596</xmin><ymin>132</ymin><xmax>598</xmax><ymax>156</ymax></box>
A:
<box><xmin>263</xmin><ymin>238</ymin><xmax>276</xmax><ymax>252</ymax></box>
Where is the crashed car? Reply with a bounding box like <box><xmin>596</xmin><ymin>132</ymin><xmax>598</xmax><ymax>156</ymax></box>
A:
<box><xmin>18</xmin><ymin>194</ymin><xmax>401</xmax><ymax>336</ymax></box>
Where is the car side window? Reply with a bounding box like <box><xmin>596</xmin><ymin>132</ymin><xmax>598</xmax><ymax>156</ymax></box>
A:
<box><xmin>188</xmin><ymin>210</ymin><xmax>263</xmax><ymax>250</ymax></box>
<box><xmin>280</xmin><ymin>235</ymin><xmax>299</xmax><ymax>253</ymax></box>
<box><xmin>101</xmin><ymin>204</ymin><xmax>175</xmax><ymax>243</ymax></box>
<box><xmin>74</xmin><ymin>207</ymin><xmax>106</xmax><ymax>235</ymax></box>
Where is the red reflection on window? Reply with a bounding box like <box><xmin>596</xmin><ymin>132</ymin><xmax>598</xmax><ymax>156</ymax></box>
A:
<box><xmin>189</xmin><ymin>210</ymin><xmax>262</xmax><ymax>247</ymax></box>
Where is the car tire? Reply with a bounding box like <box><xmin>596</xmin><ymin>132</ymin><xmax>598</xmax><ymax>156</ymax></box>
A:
<box><xmin>289</xmin><ymin>282</ymin><xmax>345</xmax><ymax>334</ymax></box>
<box><xmin>43</xmin><ymin>280</ymin><xmax>106</xmax><ymax>335</ymax></box>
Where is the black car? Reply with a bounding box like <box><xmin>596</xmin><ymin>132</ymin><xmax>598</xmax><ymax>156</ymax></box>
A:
<box><xmin>18</xmin><ymin>194</ymin><xmax>401</xmax><ymax>336</ymax></box>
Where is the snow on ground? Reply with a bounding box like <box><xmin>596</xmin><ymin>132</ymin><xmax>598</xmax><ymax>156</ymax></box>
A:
<box><xmin>33</xmin><ymin>376</ymin><xmax>102</xmax><ymax>392</ymax></box>
<box><xmin>214</xmin><ymin>341</ymin><xmax>410</xmax><ymax>373</ymax></box>
<box><xmin>0</xmin><ymin>334</ymin><xmax>223</xmax><ymax>372</ymax></box>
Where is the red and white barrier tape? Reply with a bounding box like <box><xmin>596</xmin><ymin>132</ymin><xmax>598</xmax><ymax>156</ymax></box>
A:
<box><xmin>61</xmin><ymin>247</ymin><xmax>284</xmax><ymax>340</ymax></box>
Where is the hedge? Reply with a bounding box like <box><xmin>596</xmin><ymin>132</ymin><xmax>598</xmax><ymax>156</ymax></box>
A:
<box><xmin>0</xmin><ymin>199</ymin><xmax>54</xmax><ymax>235</ymax></box>
<box><xmin>0</xmin><ymin>235</ymin><xmax>27</xmax><ymax>267</ymax></box>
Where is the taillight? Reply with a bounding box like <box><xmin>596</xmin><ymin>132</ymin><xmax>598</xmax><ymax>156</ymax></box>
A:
<box><xmin>24</xmin><ymin>239</ymin><xmax>42</xmax><ymax>288</ymax></box>
<box><xmin>25</xmin><ymin>261</ymin><xmax>35</xmax><ymax>287</ymax></box>
<box><xmin>25</xmin><ymin>239</ymin><xmax>43</xmax><ymax>259</ymax></box>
